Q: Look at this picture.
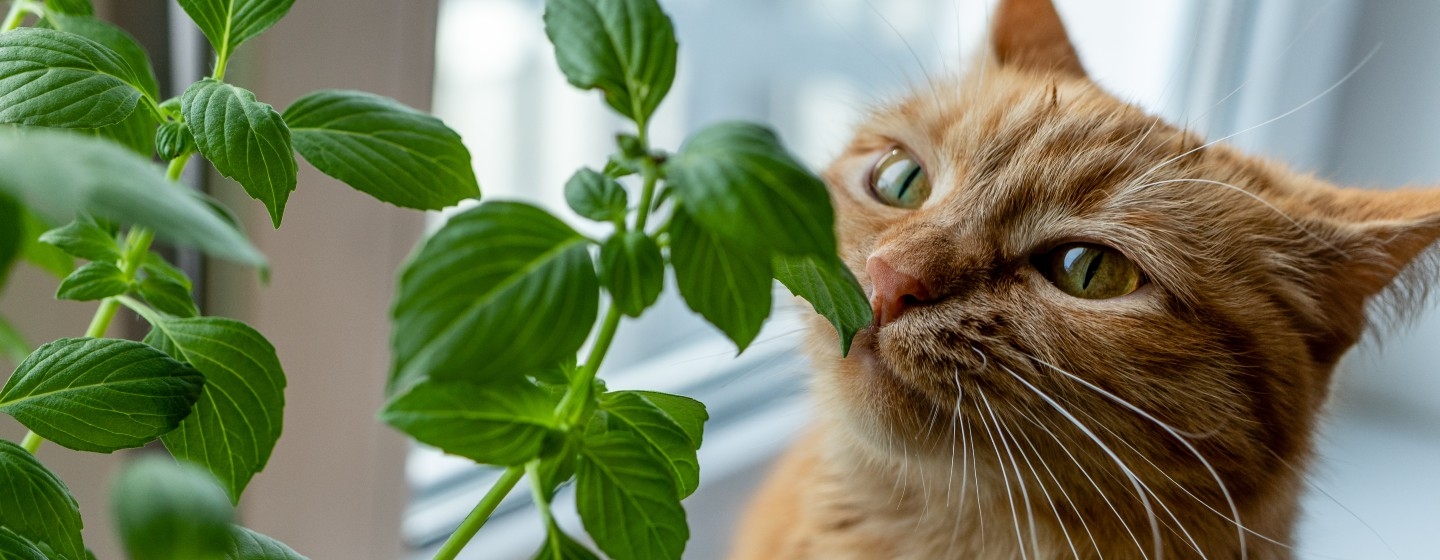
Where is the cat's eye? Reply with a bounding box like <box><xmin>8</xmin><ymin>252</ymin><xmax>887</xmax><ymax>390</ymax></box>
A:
<box><xmin>869</xmin><ymin>148</ymin><xmax>931</xmax><ymax>208</ymax></box>
<box><xmin>1038</xmin><ymin>243</ymin><xmax>1145</xmax><ymax>299</ymax></box>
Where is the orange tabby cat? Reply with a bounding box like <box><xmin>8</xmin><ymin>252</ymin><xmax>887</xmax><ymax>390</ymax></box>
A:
<box><xmin>731</xmin><ymin>0</ymin><xmax>1440</xmax><ymax>558</ymax></box>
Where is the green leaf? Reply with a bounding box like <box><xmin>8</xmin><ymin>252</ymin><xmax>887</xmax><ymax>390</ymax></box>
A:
<box><xmin>0</xmin><ymin>314</ymin><xmax>28</xmax><ymax>364</ymax></box>
<box><xmin>44</xmin><ymin>0</ymin><xmax>94</xmax><ymax>16</ymax></box>
<box><xmin>142</xmin><ymin>252</ymin><xmax>193</xmax><ymax>291</ymax></box>
<box><xmin>576</xmin><ymin>430</ymin><xmax>688</xmax><ymax>560</ymax></box>
<box><xmin>773</xmin><ymin>254</ymin><xmax>870</xmax><ymax>356</ymax></box>
<box><xmin>0</xmin><ymin>196</ymin><xmax>20</xmax><ymax>287</ymax></box>
<box><xmin>282</xmin><ymin>89</ymin><xmax>479</xmax><ymax>210</ymax></box>
<box><xmin>667</xmin><ymin>122</ymin><xmax>836</xmax><ymax>257</ymax></box>
<box><xmin>598</xmin><ymin>390</ymin><xmax>705</xmax><ymax>497</ymax></box>
<box><xmin>0</xmin><ymin>527</ymin><xmax>47</xmax><ymax>560</ymax></box>
<box><xmin>625</xmin><ymin>391</ymin><xmax>705</xmax><ymax>449</ymax></box>
<box><xmin>600</xmin><ymin>230</ymin><xmax>662</xmax><ymax>317</ymax></box>
<box><xmin>0</xmin><ymin>440</ymin><xmax>85</xmax><ymax>560</ymax></box>
<box><xmin>532</xmin><ymin>523</ymin><xmax>600</xmax><ymax>560</ymax></box>
<box><xmin>43</xmin><ymin>13</ymin><xmax>160</xmax><ymax>99</ymax></box>
<box><xmin>533</xmin><ymin>434</ymin><xmax>579</xmax><ymax>501</ymax></box>
<box><xmin>564</xmin><ymin>168</ymin><xmax>627</xmax><ymax>222</ymax></box>
<box><xmin>54</xmin><ymin>260</ymin><xmax>127</xmax><ymax>301</ymax></box>
<box><xmin>602</xmin><ymin>156</ymin><xmax>637</xmax><ymax>180</ymax></box>
<box><xmin>20</xmin><ymin>210</ymin><xmax>74</xmax><ymax>278</ymax></box>
<box><xmin>391</xmin><ymin>201</ymin><xmax>598</xmax><ymax>390</ymax></box>
<box><xmin>89</xmin><ymin>106</ymin><xmax>159</xmax><ymax>156</ymax></box>
<box><xmin>138</xmin><ymin>276</ymin><xmax>199</xmax><ymax>317</ymax></box>
<box><xmin>0</xmin><ymin>337</ymin><xmax>203</xmax><ymax>452</ymax></box>
<box><xmin>155</xmin><ymin>120</ymin><xmax>195</xmax><ymax>161</ymax></box>
<box><xmin>381</xmin><ymin>377</ymin><xmax>559</xmax><ymax>466</ymax></box>
<box><xmin>0</xmin><ymin>129</ymin><xmax>265</xmax><ymax>266</ymax></box>
<box><xmin>38</xmin><ymin>217</ymin><xmax>120</xmax><ymax>262</ymax></box>
<box><xmin>112</xmin><ymin>457</ymin><xmax>234</xmax><ymax>560</ymax></box>
<box><xmin>183</xmin><ymin>79</ymin><xmax>297</xmax><ymax>227</ymax></box>
<box><xmin>529</xmin><ymin>356</ymin><xmax>577</xmax><ymax>388</ymax></box>
<box><xmin>224</xmin><ymin>527</ymin><xmax>307</xmax><ymax>560</ymax></box>
<box><xmin>543</xmin><ymin>0</ymin><xmax>677</xmax><ymax>124</ymax></box>
<box><xmin>177</xmin><ymin>0</ymin><xmax>294</xmax><ymax>66</ymax></box>
<box><xmin>668</xmin><ymin>207</ymin><xmax>771</xmax><ymax>350</ymax></box>
<box><xmin>0</xmin><ymin>28</ymin><xmax>151</xmax><ymax>128</ymax></box>
<box><xmin>145</xmin><ymin>317</ymin><xmax>285</xmax><ymax>503</ymax></box>
<box><xmin>40</xmin><ymin>14</ymin><xmax>162</xmax><ymax>156</ymax></box>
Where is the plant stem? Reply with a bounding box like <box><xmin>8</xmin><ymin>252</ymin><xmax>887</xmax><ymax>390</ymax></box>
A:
<box><xmin>22</xmin><ymin>153</ymin><xmax>192</xmax><ymax>454</ymax></box>
<box><xmin>212</xmin><ymin>47</ymin><xmax>229</xmax><ymax>82</ymax></box>
<box><xmin>19</xmin><ymin>431</ymin><xmax>41</xmax><ymax>454</ymax></box>
<box><xmin>526</xmin><ymin>460</ymin><xmax>563</xmax><ymax>557</ymax></box>
<box><xmin>634</xmin><ymin>158</ymin><xmax>660</xmax><ymax>232</ymax></box>
<box><xmin>432</xmin><ymin>465</ymin><xmax>525</xmax><ymax>560</ymax></box>
<box><xmin>439</xmin><ymin>269</ymin><xmax>627</xmax><ymax>556</ymax></box>
<box><xmin>559</xmin><ymin>305</ymin><xmax>624</xmax><ymax>427</ymax></box>
<box><xmin>1</xmin><ymin>0</ymin><xmax>35</xmax><ymax>32</ymax></box>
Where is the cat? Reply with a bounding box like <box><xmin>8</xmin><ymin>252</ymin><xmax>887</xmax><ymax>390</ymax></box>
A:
<box><xmin>730</xmin><ymin>0</ymin><xmax>1440</xmax><ymax>558</ymax></box>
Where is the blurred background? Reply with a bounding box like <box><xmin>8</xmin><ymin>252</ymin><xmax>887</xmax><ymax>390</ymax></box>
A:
<box><xmin>1</xmin><ymin>0</ymin><xmax>1438</xmax><ymax>558</ymax></box>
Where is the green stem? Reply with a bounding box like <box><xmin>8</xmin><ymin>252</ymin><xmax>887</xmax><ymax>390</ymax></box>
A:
<box><xmin>166</xmin><ymin>153</ymin><xmax>193</xmax><ymax>180</ymax></box>
<box><xmin>634</xmin><ymin>158</ymin><xmax>660</xmax><ymax>232</ymax></box>
<box><xmin>19</xmin><ymin>431</ymin><xmax>41</xmax><ymax>454</ymax></box>
<box><xmin>440</xmin><ymin>230</ymin><xmax>631</xmax><ymax>556</ymax></box>
<box><xmin>526</xmin><ymin>460</ymin><xmax>563</xmax><ymax>557</ymax></box>
<box><xmin>558</xmin><ymin>305</ymin><xmax>624</xmax><ymax>427</ymax></box>
<box><xmin>22</xmin><ymin>154</ymin><xmax>192</xmax><ymax>454</ymax></box>
<box><xmin>212</xmin><ymin>48</ymin><xmax>229</xmax><ymax>82</ymax></box>
<box><xmin>1</xmin><ymin>0</ymin><xmax>35</xmax><ymax>32</ymax></box>
<box><xmin>432</xmin><ymin>465</ymin><xmax>525</xmax><ymax>560</ymax></box>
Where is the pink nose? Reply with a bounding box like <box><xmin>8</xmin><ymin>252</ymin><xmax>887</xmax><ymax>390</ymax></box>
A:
<box><xmin>866</xmin><ymin>255</ymin><xmax>933</xmax><ymax>328</ymax></box>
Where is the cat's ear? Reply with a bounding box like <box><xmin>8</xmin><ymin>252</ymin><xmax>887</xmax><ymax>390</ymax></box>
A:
<box><xmin>990</xmin><ymin>0</ymin><xmax>1086</xmax><ymax>78</ymax></box>
<box><xmin>1297</xmin><ymin>187</ymin><xmax>1440</xmax><ymax>364</ymax></box>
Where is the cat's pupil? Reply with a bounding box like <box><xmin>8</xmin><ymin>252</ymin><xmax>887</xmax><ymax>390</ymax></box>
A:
<box><xmin>1082</xmin><ymin>250</ymin><xmax>1104</xmax><ymax>289</ymax></box>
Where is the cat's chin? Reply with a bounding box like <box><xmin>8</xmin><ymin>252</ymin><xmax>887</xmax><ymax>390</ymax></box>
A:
<box><xmin>827</xmin><ymin>326</ymin><xmax>950</xmax><ymax>454</ymax></box>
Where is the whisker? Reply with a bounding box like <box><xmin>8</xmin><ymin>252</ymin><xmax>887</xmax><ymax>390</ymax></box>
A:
<box><xmin>1267</xmin><ymin>448</ymin><xmax>1401</xmax><ymax>560</ymax></box>
<box><xmin>1026</xmin><ymin>354</ymin><xmax>1248</xmax><ymax>559</ymax></box>
<box><xmin>995</xmin><ymin>404</ymin><xmax>1082</xmax><ymax>559</ymax></box>
<box><xmin>1131</xmin><ymin>44</ymin><xmax>1381</xmax><ymax>190</ymax></box>
<box><xmin>947</xmin><ymin>369</ymin><xmax>963</xmax><ymax>504</ymax></box>
<box><xmin>861</xmin><ymin>0</ymin><xmax>942</xmax><ymax>112</ymax></box>
<box><xmin>975</xmin><ymin>386</ymin><xmax>1029</xmax><ymax>560</ymax></box>
<box><xmin>998</xmin><ymin>364</ymin><xmax>1166</xmax><ymax>559</ymax></box>
<box><xmin>1017</xmin><ymin>406</ymin><xmax>1148</xmax><ymax>560</ymax></box>
<box><xmin>1179</xmin><ymin>0</ymin><xmax>1339</xmax><ymax>134</ymax></box>
<box><xmin>1118</xmin><ymin>176</ymin><xmax>1342</xmax><ymax>255</ymax></box>
<box><xmin>968</xmin><ymin>403</ymin><xmax>987</xmax><ymax>556</ymax></box>
<box><xmin>946</xmin><ymin>370</ymin><xmax>966</xmax><ymax>557</ymax></box>
<box><xmin>1012</xmin><ymin>367</ymin><xmax>1211</xmax><ymax>559</ymax></box>
<box><xmin>1010</xmin><ymin>409</ymin><xmax>1105</xmax><ymax>560</ymax></box>
<box><xmin>978</xmin><ymin>386</ymin><xmax>1041</xmax><ymax>557</ymax></box>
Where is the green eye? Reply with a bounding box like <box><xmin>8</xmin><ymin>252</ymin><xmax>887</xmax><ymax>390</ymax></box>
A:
<box><xmin>869</xmin><ymin>148</ymin><xmax>930</xmax><ymax>208</ymax></box>
<box><xmin>1040</xmin><ymin>243</ymin><xmax>1145</xmax><ymax>299</ymax></box>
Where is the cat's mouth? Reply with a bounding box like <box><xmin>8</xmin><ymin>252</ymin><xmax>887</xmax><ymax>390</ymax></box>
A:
<box><xmin>849</xmin><ymin>320</ymin><xmax>927</xmax><ymax>386</ymax></box>
<box><xmin>846</xmin><ymin>326</ymin><xmax>898</xmax><ymax>378</ymax></box>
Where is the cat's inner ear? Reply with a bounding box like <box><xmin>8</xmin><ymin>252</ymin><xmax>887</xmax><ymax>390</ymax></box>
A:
<box><xmin>990</xmin><ymin>0</ymin><xmax>1086</xmax><ymax>78</ymax></box>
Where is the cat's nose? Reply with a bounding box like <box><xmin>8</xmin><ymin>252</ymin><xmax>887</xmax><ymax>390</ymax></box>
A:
<box><xmin>866</xmin><ymin>255</ymin><xmax>933</xmax><ymax>328</ymax></box>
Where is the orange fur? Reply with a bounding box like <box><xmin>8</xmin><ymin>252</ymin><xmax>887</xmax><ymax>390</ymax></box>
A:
<box><xmin>731</xmin><ymin>1</ymin><xmax>1440</xmax><ymax>558</ymax></box>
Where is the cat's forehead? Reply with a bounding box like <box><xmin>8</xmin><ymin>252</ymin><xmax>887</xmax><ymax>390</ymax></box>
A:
<box><xmin>846</xmin><ymin>72</ymin><xmax>1212</xmax><ymax>243</ymax></box>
